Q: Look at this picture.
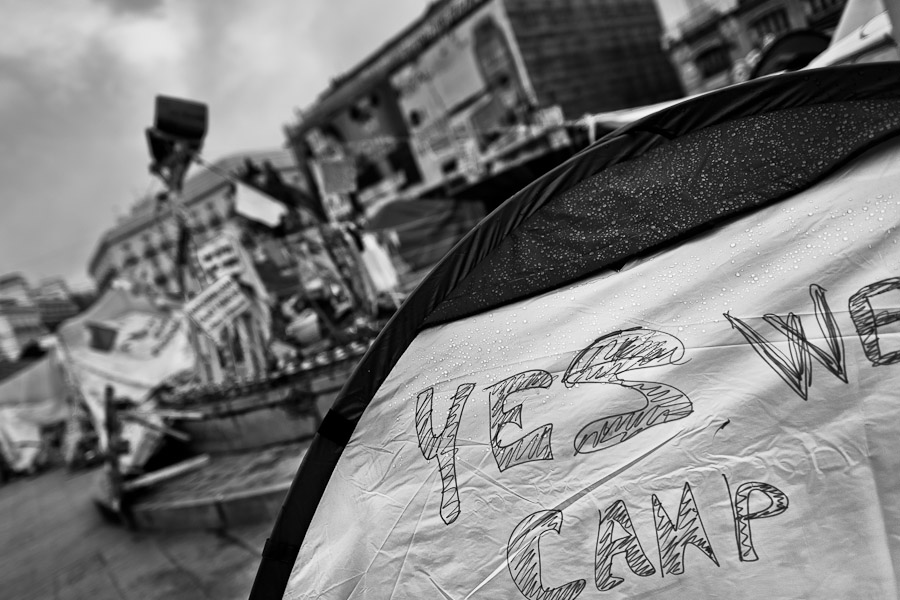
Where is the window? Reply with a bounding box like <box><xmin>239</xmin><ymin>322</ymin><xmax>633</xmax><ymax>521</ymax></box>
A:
<box><xmin>695</xmin><ymin>46</ymin><xmax>730</xmax><ymax>77</ymax></box>
<box><xmin>751</xmin><ymin>9</ymin><xmax>790</xmax><ymax>43</ymax></box>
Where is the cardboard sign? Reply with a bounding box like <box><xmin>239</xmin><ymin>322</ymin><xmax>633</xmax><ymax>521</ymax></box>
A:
<box><xmin>184</xmin><ymin>276</ymin><xmax>250</xmax><ymax>339</ymax></box>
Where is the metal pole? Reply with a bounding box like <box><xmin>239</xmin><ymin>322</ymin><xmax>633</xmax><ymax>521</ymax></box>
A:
<box><xmin>159</xmin><ymin>148</ymin><xmax>215</xmax><ymax>385</ymax></box>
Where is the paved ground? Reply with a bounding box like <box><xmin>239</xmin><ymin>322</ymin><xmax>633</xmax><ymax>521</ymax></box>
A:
<box><xmin>0</xmin><ymin>468</ymin><xmax>272</xmax><ymax>600</ymax></box>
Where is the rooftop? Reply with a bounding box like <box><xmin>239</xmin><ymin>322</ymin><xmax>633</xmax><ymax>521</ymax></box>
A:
<box><xmin>286</xmin><ymin>0</ymin><xmax>489</xmax><ymax>136</ymax></box>
<box><xmin>0</xmin><ymin>273</ymin><xmax>28</xmax><ymax>286</ymax></box>
<box><xmin>87</xmin><ymin>148</ymin><xmax>298</xmax><ymax>276</ymax></box>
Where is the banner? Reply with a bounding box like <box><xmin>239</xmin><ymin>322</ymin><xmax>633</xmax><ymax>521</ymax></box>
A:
<box><xmin>197</xmin><ymin>233</ymin><xmax>245</xmax><ymax>281</ymax></box>
<box><xmin>185</xmin><ymin>276</ymin><xmax>250</xmax><ymax>339</ymax></box>
<box><xmin>286</xmin><ymin>133</ymin><xmax>900</xmax><ymax>596</ymax></box>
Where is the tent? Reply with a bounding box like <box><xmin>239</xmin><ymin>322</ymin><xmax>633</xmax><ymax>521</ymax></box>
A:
<box><xmin>55</xmin><ymin>286</ymin><xmax>195</xmax><ymax>473</ymax></box>
<box><xmin>0</xmin><ymin>356</ymin><xmax>70</xmax><ymax>474</ymax></box>
<box><xmin>251</xmin><ymin>63</ymin><xmax>900</xmax><ymax>599</ymax></box>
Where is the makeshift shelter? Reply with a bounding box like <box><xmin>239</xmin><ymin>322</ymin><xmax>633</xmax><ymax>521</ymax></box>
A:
<box><xmin>0</xmin><ymin>356</ymin><xmax>69</xmax><ymax>474</ymax></box>
<box><xmin>56</xmin><ymin>286</ymin><xmax>195</xmax><ymax>473</ymax></box>
<box><xmin>252</xmin><ymin>64</ymin><xmax>900</xmax><ymax>599</ymax></box>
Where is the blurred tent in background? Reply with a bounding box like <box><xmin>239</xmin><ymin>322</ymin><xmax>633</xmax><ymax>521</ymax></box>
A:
<box><xmin>55</xmin><ymin>286</ymin><xmax>195</xmax><ymax>474</ymax></box>
<box><xmin>0</xmin><ymin>356</ymin><xmax>69</xmax><ymax>474</ymax></box>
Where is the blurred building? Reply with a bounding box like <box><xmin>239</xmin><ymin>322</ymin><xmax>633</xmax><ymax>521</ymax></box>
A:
<box><xmin>664</xmin><ymin>0</ymin><xmax>847</xmax><ymax>94</ymax></box>
<box><xmin>0</xmin><ymin>274</ymin><xmax>35</xmax><ymax>307</ymax></box>
<box><xmin>0</xmin><ymin>301</ymin><xmax>48</xmax><ymax>361</ymax></box>
<box><xmin>285</xmin><ymin>0</ymin><xmax>682</xmax><ymax>214</ymax></box>
<box><xmin>0</xmin><ymin>274</ymin><xmax>80</xmax><ymax>332</ymax></box>
<box><xmin>87</xmin><ymin>149</ymin><xmax>306</xmax><ymax>295</ymax></box>
<box><xmin>34</xmin><ymin>278</ymin><xmax>72</xmax><ymax>302</ymax></box>
<box><xmin>32</xmin><ymin>279</ymin><xmax>80</xmax><ymax>331</ymax></box>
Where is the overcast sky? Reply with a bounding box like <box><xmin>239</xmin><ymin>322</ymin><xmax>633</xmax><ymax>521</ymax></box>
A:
<box><xmin>0</xmin><ymin>0</ymin><xmax>686</xmax><ymax>289</ymax></box>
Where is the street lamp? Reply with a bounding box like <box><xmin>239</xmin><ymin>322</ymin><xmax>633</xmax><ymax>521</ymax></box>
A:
<box><xmin>145</xmin><ymin>95</ymin><xmax>217</xmax><ymax>383</ymax></box>
<box><xmin>146</xmin><ymin>95</ymin><xmax>208</xmax><ymax>192</ymax></box>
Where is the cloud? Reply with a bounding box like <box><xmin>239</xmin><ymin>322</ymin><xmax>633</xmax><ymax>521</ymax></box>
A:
<box><xmin>0</xmin><ymin>0</ymin><xmax>431</xmax><ymax>284</ymax></box>
<box><xmin>92</xmin><ymin>0</ymin><xmax>165</xmax><ymax>17</ymax></box>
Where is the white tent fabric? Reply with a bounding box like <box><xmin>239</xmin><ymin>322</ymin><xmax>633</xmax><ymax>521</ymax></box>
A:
<box><xmin>0</xmin><ymin>356</ymin><xmax>69</xmax><ymax>473</ymax></box>
<box><xmin>56</xmin><ymin>287</ymin><xmax>195</xmax><ymax>473</ymax></box>
<box><xmin>285</xmin><ymin>135</ymin><xmax>900</xmax><ymax>597</ymax></box>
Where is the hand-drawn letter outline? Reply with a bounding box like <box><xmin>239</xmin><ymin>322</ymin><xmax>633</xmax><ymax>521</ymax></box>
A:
<box><xmin>652</xmin><ymin>482</ymin><xmax>720</xmax><ymax>576</ymax></box>
<box><xmin>508</xmin><ymin>510</ymin><xmax>586</xmax><ymax>600</ymax></box>
<box><xmin>564</xmin><ymin>328</ymin><xmax>693</xmax><ymax>454</ymax></box>
<box><xmin>486</xmin><ymin>370</ymin><xmax>555</xmax><ymax>471</ymax></box>
<box><xmin>595</xmin><ymin>500</ymin><xmax>656</xmax><ymax>591</ymax></box>
<box><xmin>724</xmin><ymin>476</ymin><xmax>790</xmax><ymax>562</ymax></box>
<box><xmin>849</xmin><ymin>277</ymin><xmax>900</xmax><ymax>366</ymax></box>
<box><xmin>725</xmin><ymin>284</ymin><xmax>847</xmax><ymax>400</ymax></box>
<box><xmin>415</xmin><ymin>384</ymin><xmax>474</xmax><ymax>525</ymax></box>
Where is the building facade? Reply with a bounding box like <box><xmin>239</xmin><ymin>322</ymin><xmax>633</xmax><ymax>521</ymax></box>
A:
<box><xmin>87</xmin><ymin>149</ymin><xmax>305</xmax><ymax>295</ymax></box>
<box><xmin>285</xmin><ymin>0</ymin><xmax>682</xmax><ymax>213</ymax></box>
<box><xmin>32</xmin><ymin>278</ymin><xmax>80</xmax><ymax>330</ymax></box>
<box><xmin>0</xmin><ymin>274</ymin><xmax>80</xmax><ymax>333</ymax></box>
<box><xmin>0</xmin><ymin>301</ymin><xmax>48</xmax><ymax>361</ymax></box>
<box><xmin>664</xmin><ymin>0</ymin><xmax>847</xmax><ymax>94</ymax></box>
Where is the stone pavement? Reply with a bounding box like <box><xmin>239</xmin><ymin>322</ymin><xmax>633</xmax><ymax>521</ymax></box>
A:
<box><xmin>0</xmin><ymin>467</ymin><xmax>273</xmax><ymax>600</ymax></box>
<box><xmin>130</xmin><ymin>441</ymin><xmax>308</xmax><ymax>530</ymax></box>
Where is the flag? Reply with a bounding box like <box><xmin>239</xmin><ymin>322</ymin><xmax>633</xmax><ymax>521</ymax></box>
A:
<box><xmin>253</xmin><ymin>63</ymin><xmax>900</xmax><ymax>600</ymax></box>
<box><xmin>184</xmin><ymin>277</ymin><xmax>250</xmax><ymax>339</ymax></box>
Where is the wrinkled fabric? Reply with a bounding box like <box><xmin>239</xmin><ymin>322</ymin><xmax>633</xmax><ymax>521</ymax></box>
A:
<box><xmin>287</xmin><ymin>135</ymin><xmax>900</xmax><ymax>598</ymax></box>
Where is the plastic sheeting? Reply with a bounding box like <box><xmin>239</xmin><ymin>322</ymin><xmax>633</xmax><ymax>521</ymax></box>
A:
<box><xmin>0</xmin><ymin>356</ymin><xmax>69</xmax><ymax>473</ymax></box>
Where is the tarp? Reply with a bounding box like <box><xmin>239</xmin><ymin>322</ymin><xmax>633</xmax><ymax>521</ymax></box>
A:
<box><xmin>0</xmin><ymin>356</ymin><xmax>69</xmax><ymax>473</ymax></box>
<box><xmin>56</xmin><ymin>287</ymin><xmax>195</xmax><ymax>473</ymax></box>
<box><xmin>368</xmin><ymin>198</ymin><xmax>486</xmax><ymax>272</ymax></box>
<box><xmin>256</xmin><ymin>64</ymin><xmax>900</xmax><ymax>599</ymax></box>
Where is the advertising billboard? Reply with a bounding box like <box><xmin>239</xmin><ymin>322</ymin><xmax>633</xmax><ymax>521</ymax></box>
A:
<box><xmin>390</xmin><ymin>0</ymin><xmax>537</xmax><ymax>188</ymax></box>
